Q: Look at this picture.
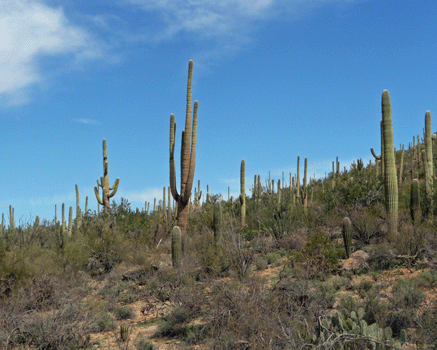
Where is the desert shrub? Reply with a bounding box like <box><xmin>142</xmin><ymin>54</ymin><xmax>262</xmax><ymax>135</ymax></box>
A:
<box><xmin>385</xmin><ymin>310</ymin><xmax>412</xmax><ymax>337</ymax></box>
<box><xmin>262</xmin><ymin>205</ymin><xmax>306</xmax><ymax>241</ymax></box>
<box><xmin>416</xmin><ymin>309</ymin><xmax>437</xmax><ymax>348</ymax></box>
<box><xmin>367</xmin><ymin>244</ymin><xmax>400</xmax><ymax>271</ymax></box>
<box><xmin>391</xmin><ymin>278</ymin><xmax>425</xmax><ymax>309</ymax></box>
<box><xmin>362</xmin><ymin>288</ymin><xmax>388</xmax><ymax>325</ymax></box>
<box><xmin>254</xmin><ymin>256</ymin><xmax>268</xmax><ymax>271</ymax></box>
<box><xmin>95</xmin><ymin>311</ymin><xmax>116</xmax><ymax>331</ymax></box>
<box><xmin>349</xmin><ymin>207</ymin><xmax>384</xmax><ymax>245</ymax></box>
<box><xmin>2</xmin><ymin>299</ymin><xmax>101</xmax><ymax>350</ymax></box>
<box><xmin>288</xmin><ymin>232</ymin><xmax>343</xmax><ymax>280</ymax></box>
<box><xmin>265</xmin><ymin>252</ymin><xmax>280</xmax><ymax>265</ymax></box>
<box><xmin>208</xmin><ymin>278</ymin><xmax>284</xmax><ymax>349</ymax></box>
<box><xmin>134</xmin><ymin>336</ymin><xmax>156</xmax><ymax>350</ymax></box>
<box><xmin>113</xmin><ymin>305</ymin><xmax>134</xmax><ymax>320</ymax></box>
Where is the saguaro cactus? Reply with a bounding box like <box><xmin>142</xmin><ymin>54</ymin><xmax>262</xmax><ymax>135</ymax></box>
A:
<box><xmin>381</xmin><ymin>90</ymin><xmax>398</xmax><ymax>236</ymax></box>
<box><xmin>398</xmin><ymin>144</ymin><xmax>405</xmax><ymax>187</ymax></box>
<box><xmin>94</xmin><ymin>139</ymin><xmax>120</xmax><ymax>213</ymax></box>
<box><xmin>342</xmin><ymin>217</ymin><xmax>352</xmax><ymax>258</ymax></box>
<box><xmin>239</xmin><ymin>160</ymin><xmax>246</xmax><ymax>226</ymax></box>
<box><xmin>75</xmin><ymin>184</ymin><xmax>81</xmax><ymax>230</ymax></box>
<box><xmin>424</xmin><ymin>111</ymin><xmax>433</xmax><ymax>214</ymax></box>
<box><xmin>171</xmin><ymin>226</ymin><xmax>182</xmax><ymax>268</ymax></box>
<box><xmin>194</xmin><ymin>179</ymin><xmax>202</xmax><ymax>207</ymax></box>
<box><xmin>303</xmin><ymin>157</ymin><xmax>308</xmax><ymax>208</ymax></box>
<box><xmin>296</xmin><ymin>156</ymin><xmax>300</xmax><ymax>204</ymax></box>
<box><xmin>170</xmin><ymin>60</ymin><xmax>198</xmax><ymax>236</ymax></box>
<box><xmin>9</xmin><ymin>205</ymin><xmax>14</xmax><ymax>233</ymax></box>
<box><xmin>410</xmin><ymin>179</ymin><xmax>421</xmax><ymax>224</ymax></box>
<box><xmin>120</xmin><ymin>322</ymin><xmax>129</xmax><ymax>341</ymax></box>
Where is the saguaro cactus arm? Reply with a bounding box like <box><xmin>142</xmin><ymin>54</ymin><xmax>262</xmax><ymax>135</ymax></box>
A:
<box><xmin>370</xmin><ymin>147</ymin><xmax>381</xmax><ymax>160</ymax></box>
<box><xmin>170</xmin><ymin>114</ymin><xmax>179</xmax><ymax>201</ymax></box>
<box><xmin>183</xmin><ymin>100</ymin><xmax>198</xmax><ymax>203</ymax></box>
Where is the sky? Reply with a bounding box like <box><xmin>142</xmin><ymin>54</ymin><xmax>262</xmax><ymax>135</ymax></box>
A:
<box><xmin>1</xmin><ymin>0</ymin><xmax>437</xmax><ymax>225</ymax></box>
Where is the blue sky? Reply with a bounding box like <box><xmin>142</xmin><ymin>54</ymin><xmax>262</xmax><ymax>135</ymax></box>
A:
<box><xmin>1</xmin><ymin>0</ymin><xmax>437</xmax><ymax>225</ymax></box>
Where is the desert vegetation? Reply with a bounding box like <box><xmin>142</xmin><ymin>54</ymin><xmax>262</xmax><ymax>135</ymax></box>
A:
<box><xmin>1</xmin><ymin>61</ymin><xmax>437</xmax><ymax>349</ymax></box>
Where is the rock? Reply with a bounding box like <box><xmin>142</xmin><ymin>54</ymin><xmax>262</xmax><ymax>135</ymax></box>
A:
<box><xmin>342</xmin><ymin>250</ymin><xmax>370</xmax><ymax>272</ymax></box>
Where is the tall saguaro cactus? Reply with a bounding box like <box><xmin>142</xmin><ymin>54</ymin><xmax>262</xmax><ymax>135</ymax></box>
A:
<box><xmin>381</xmin><ymin>90</ymin><xmax>398</xmax><ymax>236</ymax></box>
<box><xmin>170</xmin><ymin>60</ymin><xmax>198</xmax><ymax>236</ymax></box>
<box><xmin>94</xmin><ymin>139</ymin><xmax>120</xmax><ymax>213</ymax></box>
<box><xmin>424</xmin><ymin>111</ymin><xmax>433</xmax><ymax>214</ymax></box>
<box><xmin>239</xmin><ymin>160</ymin><xmax>246</xmax><ymax>226</ymax></box>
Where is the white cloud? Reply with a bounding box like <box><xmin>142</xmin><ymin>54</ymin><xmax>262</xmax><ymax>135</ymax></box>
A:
<box><xmin>0</xmin><ymin>0</ymin><xmax>101</xmax><ymax>105</ymax></box>
<box><xmin>120</xmin><ymin>0</ymin><xmax>364</xmax><ymax>67</ymax></box>
<box><xmin>120</xmin><ymin>188</ymin><xmax>164</xmax><ymax>205</ymax></box>
<box><xmin>73</xmin><ymin>118</ymin><xmax>100</xmax><ymax>124</ymax></box>
<box><xmin>124</xmin><ymin>0</ymin><xmax>276</xmax><ymax>42</ymax></box>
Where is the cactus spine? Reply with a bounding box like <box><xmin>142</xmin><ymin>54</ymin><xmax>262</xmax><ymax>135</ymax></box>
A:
<box><xmin>424</xmin><ymin>111</ymin><xmax>433</xmax><ymax>215</ymax></box>
<box><xmin>170</xmin><ymin>60</ymin><xmax>198</xmax><ymax>236</ymax></box>
<box><xmin>381</xmin><ymin>90</ymin><xmax>398</xmax><ymax>236</ymax></box>
<box><xmin>239</xmin><ymin>160</ymin><xmax>246</xmax><ymax>226</ymax></box>
<box><xmin>342</xmin><ymin>217</ymin><xmax>352</xmax><ymax>258</ymax></box>
<box><xmin>171</xmin><ymin>226</ymin><xmax>182</xmax><ymax>268</ymax></box>
<box><xmin>94</xmin><ymin>139</ymin><xmax>120</xmax><ymax>213</ymax></box>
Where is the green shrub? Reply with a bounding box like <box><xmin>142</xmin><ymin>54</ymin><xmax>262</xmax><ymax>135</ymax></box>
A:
<box><xmin>392</xmin><ymin>278</ymin><xmax>425</xmax><ymax>309</ymax></box>
<box><xmin>134</xmin><ymin>337</ymin><xmax>156</xmax><ymax>350</ymax></box>
<box><xmin>113</xmin><ymin>305</ymin><xmax>134</xmax><ymax>320</ymax></box>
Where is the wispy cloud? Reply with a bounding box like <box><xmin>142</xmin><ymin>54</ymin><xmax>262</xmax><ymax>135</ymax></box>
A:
<box><xmin>125</xmin><ymin>0</ymin><xmax>275</xmax><ymax>39</ymax></box>
<box><xmin>121</xmin><ymin>0</ymin><xmax>362</xmax><ymax>63</ymax></box>
<box><xmin>0</xmin><ymin>0</ymin><xmax>102</xmax><ymax>106</ymax></box>
<box><xmin>119</xmin><ymin>188</ymin><xmax>164</xmax><ymax>207</ymax></box>
<box><xmin>73</xmin><ymin>118</ymin><xmax>100</xmax><ymax>124</ymax></box>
